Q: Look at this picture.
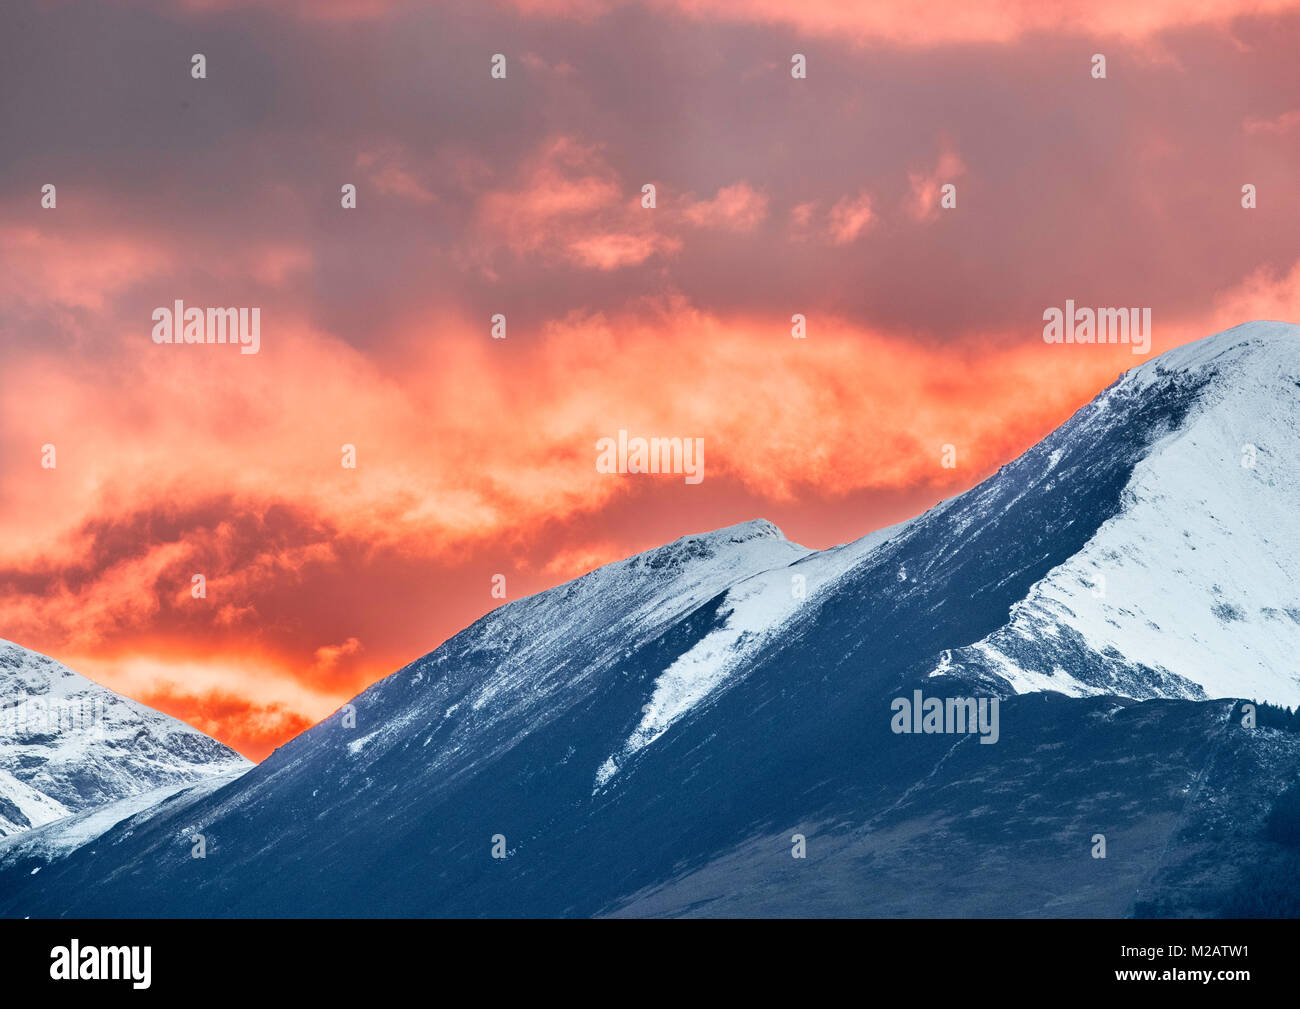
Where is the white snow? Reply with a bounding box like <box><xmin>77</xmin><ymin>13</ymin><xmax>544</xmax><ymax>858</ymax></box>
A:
<box><xmin>0</xmin><ymin>768</ymin><xmax>70</xmax><ymax>834</ymax></box>
<box><xmin>0</xmin><ymin>639</ymin><xmax>250</xmax><ymax>839</ymax></box>
<box><xmin>347</xmin><ymin>731</ymin><xmax>379</xmax><ymax>755</ymax></box>
<box><xmin>955</xmin><ymin>322</ymin><xmax>1300</xmax><ymax>706</ymax></box>
<box><xmin>593</xmin><ymin>519</ymin><xmax>913</xmax><ymax>789</ymax></box>
<box><xmin>0</xmin><ymin>768</ymin><xmax>248</xmax><ymax>871</ymax></box>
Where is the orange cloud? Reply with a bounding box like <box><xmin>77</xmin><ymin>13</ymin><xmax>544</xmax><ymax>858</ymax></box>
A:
<box><xmin>7</xmin><ymin>268</ymin><xmax>1292</xmax><ymax>592</ymax></box>
<box><xmin>174</xmin><ymin>0</ymin><xmax>1300</xmax><ymax>42</ymax></box>
<box><xmin>356</xmin><ymin>149</ymin><xmax>439</xmax><ymax>204</ymax></box>
<box><xmin>506</xmin><ymin>0</ymin><xmax>1300</xmax><ymax>45</ymax></box>
<box><xmin>541</xmin><ymin>541</ymin><xmax>627</xmax><ymax>578</ymax></box>
<box><xmin>827</xmin><ymin>191</ymin><xmax>875</xmax><ymax>244</ymax></box>
<box><xmin>906</xmin><ymin>146</ymin><xmax>966</xmax><ymax>222</ymax></box>
<box><xmin>133</xmin><ymin>682</ymin><xmax>317</xmax><ymax>761</ymax></box>
<box><xmin>314</xmin><ymin>636</ymin><xmax>364</xmax><ymax>669</ymax></box>
<box><xmin>1209</xmin><ymin>260</ymin><xmax>1300</xmax><ymax>326</ymax></box>
<box><xmin>59</xmin><ymin>651</ymin><xmax>344</xmax><ymax>760</ymax></box>
<box><xmin>682</xmin><ymin>182</ymin><xmax>770</xmax><ymax>232</ymax></box>
<box><xmin>0</xmin><ymin>226</ymin><xmax>169</xmax><ymax>313</ymax></box>
<box><xmin>1243</xmin><ymin>109</ymin><xmax>1300</xmax><ymax>134</ymax></box>
<box><xmin>173</xmin><ymin>0</ymin><xmax>395</xmax><ymax>19</ymax></box>
<box><xmin>476</xmin><ymin>137</ymin><xmax>680</xmax><ymax>270</ymax></box>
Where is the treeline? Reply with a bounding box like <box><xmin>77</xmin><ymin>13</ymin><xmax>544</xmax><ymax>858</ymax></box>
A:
<box><xmin>1210</xmin><ymin>700</ymin><xmax>1300</xmax><ymax>916</ymax></box>
<box><xmin>1266</xmin><ymin>782</ymin><xmax>1300</xmax><ymax>848</ymax></box>
<box><xmin>1218</xmin><ymin>856</ymin><xmax>1300</xmax><ymax>917</ymax></box>
<box><xmin>1216</xmin><ymin>782</ymin><xmax>1300</xmax><ymax>917</ymax></box>
<box><xmin>1230</xmin><ymin>698</ymin><xmax>1300</xmax><ymax>732</ymax></box>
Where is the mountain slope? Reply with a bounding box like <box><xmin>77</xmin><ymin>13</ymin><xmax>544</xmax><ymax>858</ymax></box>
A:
<box><xmin>937</xmin><ymin>322</ymin><xmax>1300</xmax><ymax>704</ymax></box>
<box><xmin>4</xmin><ymin>320</ymin><xmax>1299</xmax><ymax>917</ymax></box>
<box><xmin>605</xmin><ymin>696</ymin><xmax>1300</xmax><ymax>918</ymax></box>
<box><xmin>0</xmin><ymin>640</ymin><xmax>250</xmax><ymax>838</ymax></box>
<box><xmin>0</xmin><ymin>768</ymin><xmax>248</xmax><ymax>875</ymax></box>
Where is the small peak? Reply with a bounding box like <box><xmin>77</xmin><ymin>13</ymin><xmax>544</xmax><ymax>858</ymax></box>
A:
<box><xmin>717</xmin><ymin>518</ymin><xmax>786</xmax><ymax>543</ymax></box>
<box><xmin>654</xmin><ymin>518</ymin><xmax>786</xmax><ymax>550</ymax></box>
<box><xmin>626</xmin><ymin>519</ymin><xmax>789</xmax><ymax>573</ymax></box>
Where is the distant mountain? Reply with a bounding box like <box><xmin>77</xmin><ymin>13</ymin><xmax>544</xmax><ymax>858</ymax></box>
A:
<box><xmin>0</xmin><ymin>640</ymin><xmax>250</xmax><ymax>839</ymax></box>
<box><xmin>0</xmin><ymin>769</ymin><xmax>247</xmax><ymax>878</ymax></box>
<box><xmin>4</xmin><ymin>321</ymin><xmax>1300</xmax><ymax>918</ymax></box>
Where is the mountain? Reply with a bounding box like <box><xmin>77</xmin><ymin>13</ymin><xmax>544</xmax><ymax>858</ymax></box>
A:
<box><xmin>940</xmin><ymin>328</ymin><xmax>1300</xmax><ymax>704</ymax></box>
<box><xmin>0</xmin><ymin>640</ymin><xmax>250</xmax><ymax>839</ymax></box>
<box><xmin>3</xmin><ymin>320</ymin><xmax>1300</xmax><ymax>918</ymax></box>
<box><xmin>0</xmin><ymin>769</ymin><xmax>247</xmax><ymax>876</ymax></box>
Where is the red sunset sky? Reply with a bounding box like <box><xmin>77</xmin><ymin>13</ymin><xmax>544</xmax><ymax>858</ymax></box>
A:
<box><xmin>1</xmin><ymin>0</ymin><xmax>1298</xmax><ymax>759</ymax></box>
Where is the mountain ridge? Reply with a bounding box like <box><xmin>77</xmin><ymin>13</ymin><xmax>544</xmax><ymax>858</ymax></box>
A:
<box><xmin>3</xmin><ymin>320</ymin><xmax>1298</xmax><ymax>917</ymax></box>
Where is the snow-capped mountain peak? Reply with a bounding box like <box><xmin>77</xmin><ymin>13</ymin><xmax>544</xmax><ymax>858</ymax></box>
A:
<box><xmin>930</xmin><ymin>320</ymin><xmax>1300</xmax><ymax>705</ymax></box>
<box><xmin>0</xmin><ymin>640</ymin><xmax>250</xmax><ymax>838</ymax></box>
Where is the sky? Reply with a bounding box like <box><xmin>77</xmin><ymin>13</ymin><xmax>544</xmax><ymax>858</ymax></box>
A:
<box><xmin>1</xmin><ymin>0</ymin><xmax>1298</xmax><ymax>760</ymax></box>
